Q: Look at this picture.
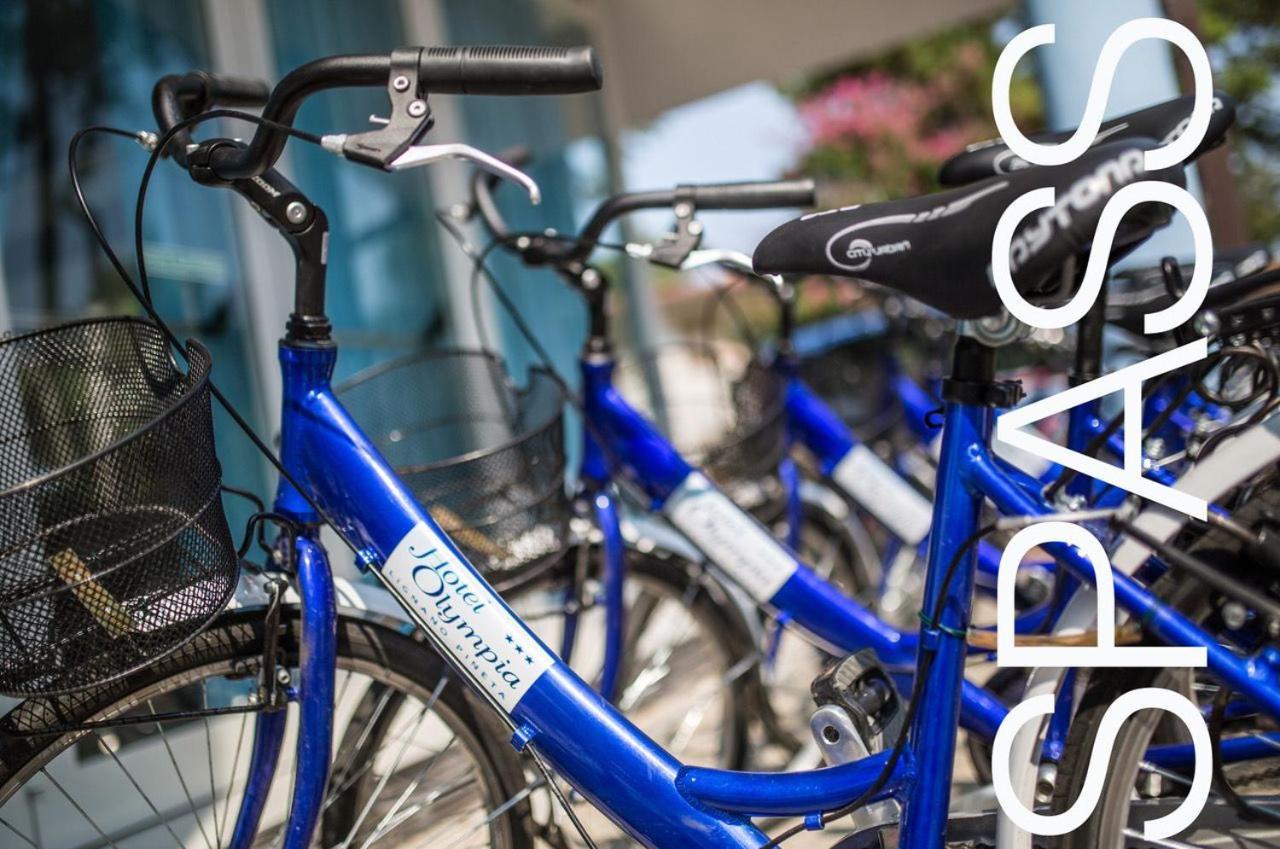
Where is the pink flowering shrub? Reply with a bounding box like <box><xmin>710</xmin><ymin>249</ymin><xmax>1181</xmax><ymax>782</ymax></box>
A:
<box><xmin>794</xmin><ymin>25</ymin><xmax>1042</xmax><ymax>203</ymax></box>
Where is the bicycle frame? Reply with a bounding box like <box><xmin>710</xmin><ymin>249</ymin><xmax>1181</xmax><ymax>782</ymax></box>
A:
<box><xmin>221</xmin><ymin>320</ymin><xmax>1280</xmax><ymax>849</ymax></box>
<box><xmin>559</xmin><ymin>319</ymin><xmax>1236</xmax><ymax>761</ymax></box>
<box><xmin>246</xmin><ymin>338</ymin><xmax>925</xmax><ymax>849</ymax></box>
<box><xmin>184</xmin><ymin>152</ymin><xmax>1277</xmax><ymax>847</ymax></box>
<box><xmin>785</xmin><ymin>371</ymin><xmax>1064</xmax><ymax>636</ymax></box>
<box><xmin>784</xmin><ymin>345</ymin><xmax>1221</xmax><ymax>601</ymax></box>
<box><xmin>578</xmin><ymin>350</ymin><xmax>1014</xmax><ymax>740</ymax></box>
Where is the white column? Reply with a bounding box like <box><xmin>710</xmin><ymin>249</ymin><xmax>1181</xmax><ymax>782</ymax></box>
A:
<box><xmin>397</xmin><ymin>0</ymin><xmax>499</xmax><ymax>349</ymax></box>
<box><xmin>201</xmin><ymin>0</ymin><xmax>292</xmax><ymax>433</ymax></box>
<box><xmin>1021</xmin><ymin>0</ymin><xmax>1205</xmax><ymax>267</ymax></box>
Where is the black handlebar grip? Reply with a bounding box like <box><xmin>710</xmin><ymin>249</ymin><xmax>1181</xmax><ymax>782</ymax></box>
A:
<box><xmin>679</xmin><ymin>179</ymin><xmax>817</xmax><ymax>210</ymax></box>
<box><xmin>198</xmin><ymin>73</ymin><xmax>271</xmax><ymax>107</ymax></box>
<box><xmin>418</xmin><ymin>45</ymin><xmax>602</xmax><ymax>95</ymax></box>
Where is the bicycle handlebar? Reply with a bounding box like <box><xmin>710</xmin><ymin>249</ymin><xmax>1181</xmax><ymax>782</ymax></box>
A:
<box><xmin>470</xmin><ymin>150</ymin><xmax>815</xmax><ymax>265</ymax></box>
<box><xmin>157</xmin><ymin>46</ymin><xmax>600</xmax><ymax>181</ymax></box>
<box><xmin>575</xmin><ymin>180</ymin><xmax>816</xmax><ymax>260</ymax></box>
<box><xmin>417</xmin><ymin>45</ymin><xmax>602</xmax><ymax>95</ymax></box>
<box><xmin>152</xmin><ymin>71</ymin><xmax>271</xmax><ymax>164</ymax></box>
<box><xmin>677</xmin><ymin>180</ymin><xmax>817</xmax><ymax>210</ymax></box>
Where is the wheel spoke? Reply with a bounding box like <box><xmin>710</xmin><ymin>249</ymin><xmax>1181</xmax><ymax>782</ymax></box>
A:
<box><xmin>618</xmin><ymin>600</ymin><xmax>700</xmax><ymax>710</ymax></box>
<box><xmin>1139</xmin><ymin>759</ymin><xmax>1280</xmax><ymax>819</ymax></box>
<box><xmin>451</xmin><ymin>780</ymin><xmax>537</xmax><ymax>847</ymax></box>
<box><xmin>355</xmin><ymin>732</ymin><xmax>460</xmax><ymax>849</ymax></box>
<box><xmin>323</xmin><ymin>684</ymin><xmax>397</xmax><ymax>808</ymax></box>
<box><xmin>1121</xmin><ymin>826</ymin><xmax>1210</xmax><ymax>848</ymax></box>
<box><xmin>335</xmin><ymin>675</ymin><xmax>447</xmax><ymax>849</ymax></box>
<box><xmin>3</xmin><ymin>629</ymin><xmax>509</xmax><ymax>849</ymax></box>
<box><xmin>40</xmin><ymin>767</ymin><xmax>123</xmax><ymax>849</ymax></box>
<box><xmin>1249</xmin><ymin>731</ymin><xmax>1280</xmax><ymax>754</ymax></box>
<box><xmin>668</xmin><ymin>689</ymin><xmax>718</xmax><ymax>756</ymax></box>
<box><xmin>202</xmin><ymin>681</ymin><xmax>222</xmax><ymax>844</ymax></box>
<box><xmin>217</xmin><ymin>709</ymin><xmax>251</xmax><ymax>849</ymax></box>
<box><xmin>94</xmin><ymin>730</ymin><xmax>187</xmax><ymax>849</ymax></box>
<box><xmin>148</xmin><ymin>699</ymin><xmax>216</xmax><ymax>849</ymax></box>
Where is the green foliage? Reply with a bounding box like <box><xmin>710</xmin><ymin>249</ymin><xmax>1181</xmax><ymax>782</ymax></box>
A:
<box><xmin>1200</xmin><ymin>0</ymin><xmax>1280</xmax><ymax>245</ymax></box>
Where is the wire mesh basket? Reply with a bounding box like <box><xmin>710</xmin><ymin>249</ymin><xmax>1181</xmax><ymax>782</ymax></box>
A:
<box><xmin>0</xmin><ymin>318</ymin><xmax>238</xmax><ymax>697</ymax></box>
<box><xmin>337</xmin><ymin>349</ymin><xmax>570</xmax><ymax>586</ymax></box>
<box><xmin>617</xmin><ymin>341</ymin><xmax>787</xmax><ymax>511</ymax></box>
<box><xmin>795</xmin><ymin>342</ymin><xmax>892</xmax><ymax>432</ymax></box>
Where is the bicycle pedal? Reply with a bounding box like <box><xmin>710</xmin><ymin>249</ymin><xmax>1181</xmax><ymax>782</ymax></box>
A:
<box><xmin>809</xmin><ymin>649</ymin><xmax>904</xmax><ymax>761</ymax></box>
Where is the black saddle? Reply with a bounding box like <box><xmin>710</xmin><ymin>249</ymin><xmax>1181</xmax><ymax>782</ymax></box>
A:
<box><xmin>939</xmin><ymin>92</ymin><xmax>1235</xmax><ymax>186</ymax></box>
<box><xmin>1107</xmin><ymin>246</ymin><xmax>1277</xmax><ymax>335</ymax></box>
<box><xmin>753</xmin><ymin>139</ymin><xmax>1185</xmax><ymax>320</ymax></box>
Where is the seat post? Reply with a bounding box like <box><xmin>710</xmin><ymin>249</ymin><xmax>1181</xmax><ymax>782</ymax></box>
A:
<box><xmin>1072</xmin><ymin>277</ymin><xmax>1108</xmax><ymax>387</ymax></box>
<box><xmin>899</xmin><ymin>333</ymin><xmax>1003</xmax><ymax>849</ymax></box>
<box><xmin>1062</xmin><ymin>279</ymin><xmax>1109</xmax><ymax>498</ymax></box>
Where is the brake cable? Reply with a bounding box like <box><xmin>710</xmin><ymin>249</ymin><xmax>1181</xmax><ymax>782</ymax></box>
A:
<box><xmin>70</xmin><ymin>114</ymin><xmax>356</xmax><ymax>559</ymax></box>
<box><xmin>75</xmin><ymin>114</ymin><xmax>613</xmax><ymax>849</ymax></box>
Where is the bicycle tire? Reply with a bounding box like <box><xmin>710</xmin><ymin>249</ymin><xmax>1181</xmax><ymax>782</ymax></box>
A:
<box><xmin>1051</xmin><ymin>487</ymin><xmax>1280</xmax><ymax>848</ymax></box>
<box><xmin>0</xmin><ymin>606</ymin><xmax>536</xmax><ymax>849</ymax></box>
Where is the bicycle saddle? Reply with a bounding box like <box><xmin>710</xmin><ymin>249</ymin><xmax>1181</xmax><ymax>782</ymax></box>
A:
<box><xmin>939</xmin><ymin>91</ymin><xmax>1235</xmax><ymax>186</ymax></box>
<box><xmin>752</xmin><ymin>139</ymin><xmax>1184</xmax><ymax>320</ymax></box>
<box><xmin>1107</xmin><ymin>251</ymin><xmax>1279</xmax><ymax>335</ymax></box>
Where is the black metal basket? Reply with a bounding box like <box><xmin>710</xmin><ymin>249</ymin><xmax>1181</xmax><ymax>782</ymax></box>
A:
<box><xmin>0</xmin><ymin>318</ymin><xmax>238</xmax><ymax>697</ymax></box>
<box><xmin>795</xmin><ymin>342</ymin><xmax>891</xmax><ymax>431</ymax></box>
<box><xmin>618</xmin><ymin>341</ymin><xmax>786</xmax><ymax>509</ymax></box>
<box><xmin>337</xmin><ymin>350</ymin><xmax>570</xmax><ymax>585</ymax></box>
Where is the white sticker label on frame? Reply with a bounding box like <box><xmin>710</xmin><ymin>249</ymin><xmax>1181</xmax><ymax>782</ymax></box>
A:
<box><xmin>665</xmin><ymin>473</ymin><xmax>797</xmax><ymax>602</ymax></box>
<box><xmin>382</xmin><ymin>523</ymin><xmax>553</xmax><ymax>710</ymax></box>
<box><xmin>831</xmin><ymin>444</ymin><xmax>933</xmax><ymax>545</ymax></box>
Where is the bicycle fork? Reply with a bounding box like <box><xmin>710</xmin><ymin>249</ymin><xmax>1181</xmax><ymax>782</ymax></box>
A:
<box><xmin>229</xmin><ymin>529</ymin><xmax>338</xmax><ymax>849</ymax></box>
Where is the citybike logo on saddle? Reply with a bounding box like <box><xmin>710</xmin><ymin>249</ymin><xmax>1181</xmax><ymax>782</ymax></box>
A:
<box><xmin>838</xmin><ymin>237</ymin><xmax>912</xmax><ymax>272</ymax></box>
<box><xmin>988</xmin><ymin>18</ymin><xmax>1217</xmax><ymax>842</ymax></box>
<box><xmin>984</xmin><ymin>122</ymin><xmax>1131</xmax><ymax>175</ymax></box>
<box><xmin>383</xmin><ymin>522</ymin><xmax>554</xmax><ymax>709</ymax></box>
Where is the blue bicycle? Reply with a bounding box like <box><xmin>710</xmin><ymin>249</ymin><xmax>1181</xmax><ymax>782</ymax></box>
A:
<box><xmin>3</xmin><ymin>45</ymin><xmax>1280</xmax><ymax>849</ymax></box>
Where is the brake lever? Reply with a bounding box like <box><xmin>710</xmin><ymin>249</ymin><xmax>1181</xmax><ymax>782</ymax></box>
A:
<box><xmin>681</xmin><ymin>248</ymin><xmax>785</xmax><ymax>291</ymax></box>
<box><xmin>389</xmin><ymin>143</ymin><xmax>541</xmax><ymax>205</ymax></box>
<box><xmin>681</xmin><ymin>248</ymin><xmax>755</xmax><ymax>275</ymax></box>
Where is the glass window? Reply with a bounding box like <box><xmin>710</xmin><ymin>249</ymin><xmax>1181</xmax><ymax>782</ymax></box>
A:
<box><xmin>264</xmin><ymin>0</ymin><xmax>450</xmax><ymax>381</ymax></box>
<box><xmin>0</xmin><ymin>0</ymin><xmax>268</xmax><ymax>526</ymax></box>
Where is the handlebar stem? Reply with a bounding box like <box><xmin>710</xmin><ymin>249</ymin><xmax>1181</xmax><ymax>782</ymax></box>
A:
<box><xmin>231</xmin><ymin>167</ymin><xmax>332</xmax><ymax>343</ymax></box>
<box><xmin>151</xmin><ymin>75</ymin><xmax>334</xmax><ymax>342</ymax></box>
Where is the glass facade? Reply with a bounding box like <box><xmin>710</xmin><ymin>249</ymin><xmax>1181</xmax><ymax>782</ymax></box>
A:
<box><xmin>0</xmin><ymin>0</ymin><xmax>268</xmax><ymax>528</ymax></box>
<box><xmin>0</xmin><ymin>0</ymin><xmax>595</xmax><ymax>520</ymax></box>
<box><xmin>442</xmin><ymin>0</ymin><xmax>591</xmax><ymax>383</ymax></box>
<box><xmin>264</xmin><ymin>0</ymin><xmax>451</xmax><ymax>382</ymax></box>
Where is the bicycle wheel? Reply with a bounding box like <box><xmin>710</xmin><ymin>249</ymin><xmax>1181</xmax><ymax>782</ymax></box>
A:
<box><xmin>499</xmin><ymin>544</ymin><xmax>752</xmax><ymax>847</ymax></box>
<box><xmin>751</xmin><ymin>497</ymin><xmax>877</xmax><ymax>770</ymax></box>
<box><xmin>1051</xmin><ymin>488</ymin><xmax>1280</xmax><ymax>847</ymax></box>
<box><xmin>0</xmin><ymin>607</ymin><xmax>535</xmax><ymax>849</ymax></box>
<box><xmin>511</xmin><ymin>545</ymin><xmax>752</xmax><ymax>769</ymax></box>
